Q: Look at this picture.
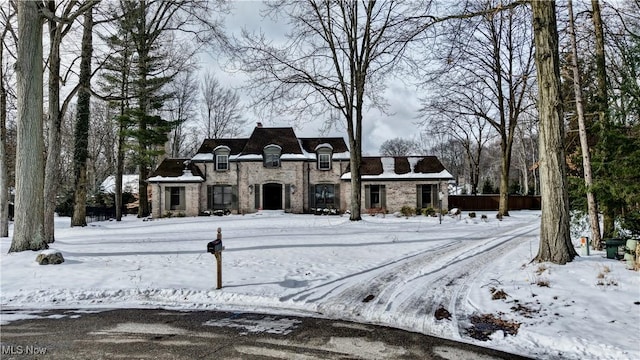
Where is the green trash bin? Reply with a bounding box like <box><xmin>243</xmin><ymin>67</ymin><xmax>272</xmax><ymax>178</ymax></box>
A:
<box><xmin>605</xmin><ymin>238</ymin><xmax>626</xmax><ymax>259</ymax></box>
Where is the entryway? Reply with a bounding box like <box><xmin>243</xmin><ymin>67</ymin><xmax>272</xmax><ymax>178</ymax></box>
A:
<box><xmin>262</xmin><ymin>183</ymin><xmax>283</xmax><ymax>210</ymax></box>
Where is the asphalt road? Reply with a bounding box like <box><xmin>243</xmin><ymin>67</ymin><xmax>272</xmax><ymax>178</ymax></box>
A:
<box><xmin>0</xmin><ymin>308</ymin><xmax>531</xmax><ymax>359</ymax></box>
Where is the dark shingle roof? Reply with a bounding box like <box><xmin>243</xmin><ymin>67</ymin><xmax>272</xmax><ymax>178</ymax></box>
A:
<box><xmin>299</xmin><ymin>137</ymin><xmax>349</xmax><ymax>153</ymax></box>
<box><xmin>394</xmin><ymin>156</ymin><xmax>446</xmax><ymax>174</ymax></box>
<box><xmin>345</xmin><ymin>156</ymin><xmax>448</xmax><ymax>176</ymax></box>
<box><xmin>242</xmin><ymin>127</ymin><xmax>303</xmax><ymax>155</ymax></box>
<box><xmin>193</xmin><ymin>126</ymin><xmax>349</xmax><ymax>159</ymax></box>
<box><xmin>196</xmin><ymin>139</ymin><xmax>248</xmax><ymax>154</ymax></box>
<box><xmin>360</xmin><ymin>157</ymin><xmax>384</xmax><ymax>175</ymax></box>
<box><xmin>150</xmin><ymin>158</ymin><xmax>204</xmax><ymax>178</ymax></box>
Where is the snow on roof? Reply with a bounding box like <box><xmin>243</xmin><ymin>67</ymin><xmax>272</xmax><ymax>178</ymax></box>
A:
<box><xmin>381</xmin><ymin>157</ymin><xmax>395</xmax><ymax>173</ymax></box>
<box><xmin>192</xmin><ymin>151</ymin><xmax>351</xmax><ymax>162</ymax></box>
<box><xmin>314</xmin><ymin>143</ymin><xmax>334</xmax><ymax>151</ymax></box>
<box><xmin>213</xmin><ymin>145</ymin><xmax>231</xmax><ymax>152</ymax></box>
<box><xmin>147</xmin><ymin>170</ymin><xmax>204</xmax><ymax>183</ymax></box>
<box><xmin>341</xmin><ymin>169</ymin><xmax>454</xmax><ymax>181</ymax></box>
<box><xmin>100</xmin><ymin>175</ymin><xmax>139</xmax><ymax>194</ymax></box>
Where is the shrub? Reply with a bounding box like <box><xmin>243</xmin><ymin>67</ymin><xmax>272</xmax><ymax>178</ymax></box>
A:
<box><xmin>400</xmin><ymin>206</ymin><xmax>415</xmax><ymax>217</ymax></box>
<box><xmin>469</xmin><ymin>212</ymin><xmax>476</xmax><ymax>218</ymax></box>
<box><xmin>422</xmin><ymin>207</ymin><xmax>436</xmax><ymax>217</ymax></box>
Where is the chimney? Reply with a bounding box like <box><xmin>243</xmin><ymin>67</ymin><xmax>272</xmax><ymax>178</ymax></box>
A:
<box><xmin>256</xmin><ymin>122</ymin><xmax>263</xmax><ymax>128</ymax></box>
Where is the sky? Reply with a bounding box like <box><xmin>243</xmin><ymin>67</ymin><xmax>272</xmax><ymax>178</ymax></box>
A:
<box><xmin>1</xmin><ymin>210</ymin><xmax>639</xmax><ymax>359</ymax></box>
<box><xmin>201</xmin><ymin>1</ymin><xmax>425</xmax><ymax>155</ymax></box>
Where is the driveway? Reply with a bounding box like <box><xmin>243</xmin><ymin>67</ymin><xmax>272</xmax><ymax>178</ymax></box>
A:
<box><xmin>0</xmin><ymin>308</ymin><xmax>531</xmax><ymax>359</ymax></box>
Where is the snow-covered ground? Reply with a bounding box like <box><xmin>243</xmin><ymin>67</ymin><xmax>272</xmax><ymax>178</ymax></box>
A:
<box><xmin>1</xmin><ymin>210</ymin><xmax>638</xmax><ymax>359</ymax></box>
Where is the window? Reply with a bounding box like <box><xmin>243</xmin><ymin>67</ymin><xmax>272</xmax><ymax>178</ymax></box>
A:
<box><xmin>263</xmin><ymin>145</ymin><xmax>281</xmax><ymax>168</ymax></box>
<box><xmin>318</xmin><ymin>153</ymin><xmax>331</xmax><ymax>170</ymax></box>
<box><xmin>208</xmin><ymin>185</ymin><xmax>233</xmax><ymax>210</ymax></box>
<box><xmin>417</xmin><ymin>184</ymin><xmax>437</xmax><ymax>209</ymax></box>
<box><xmin>314</xmin><ymin>184</ymin><xmax>335</xmax><ymax>208</ymax></box>
<box><xmin>216</xmin><ymin>154</ymin><xmax>229</xmax><ymax>171</ymax></box>
<box><xmin>165</xmin><ymin>187</ymin><xmax>185</xmax><ymax>211</ymax></box>
<box><xmin>214</xmin><ymin>146</ymin><xmax>230</xmax><ymax>171</ymax></box>
<box><xmin>370</xmin><ymin>186</ymin><xmax>381</xmax><ymax>207</ymax></box>
<box><xmin>315</xmin><ymin>144</ymin><xmax>333</xmax><ymax>170</ymax></box>
<box><xmin>365</xmin><ymin>185</ymin><xmax>386</xmax><ymax>209</ymax></box>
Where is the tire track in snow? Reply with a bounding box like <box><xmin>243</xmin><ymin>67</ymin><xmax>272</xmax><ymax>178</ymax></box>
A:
<box><xmin>300</xmin><ymin>222</ymin><xmax>539</xmax><ymax>339</ymax></box>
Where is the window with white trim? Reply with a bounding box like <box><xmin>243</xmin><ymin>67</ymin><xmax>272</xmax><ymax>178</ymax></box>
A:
<box><xmin>214</xmin><ymin>146</ymin><xmax>231</xmax><ymax>171</ymax></box>
<box><xmin>318</xmin><ymin>153</ymin><xmax>331</xmax><ymax>170</ymax></box>
<box><xmin>216</xmin><ymin>154</ymin><xmax>229</xmax><ymax>171</ymax></box>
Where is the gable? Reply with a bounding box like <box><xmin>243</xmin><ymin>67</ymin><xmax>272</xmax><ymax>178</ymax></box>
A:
<box><xmin>148</xmin><ymin>158</ymin><xmax>204</xmax><ymax>182</ymax></box>
<box><xmin>299</xmin><ymin>138</ymin><xmax>349</xmax><ymax>154</ymax></box>
<box><xmin>242</xmin><ymin>127</ymin><xmax>303</xmax><ymax>155</ymax></box>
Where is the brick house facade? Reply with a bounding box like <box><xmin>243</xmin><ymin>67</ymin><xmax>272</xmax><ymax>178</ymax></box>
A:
<box><xmin>147</xmin><ymin>125</ymin><xmax>453</xmax><ymax>218</ymax></box>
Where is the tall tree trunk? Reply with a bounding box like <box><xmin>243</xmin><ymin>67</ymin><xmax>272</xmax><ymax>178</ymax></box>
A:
<box><xmin>44</xmin><ymin>0</ymin><xmax>61</xmax><ymax>242</ymax></box>
<box><xmin>531</xmin><ymin>0</ymin><xmax>577</xmax><ymax>264</ymax></box>
<box><xmin>10</xmin><ymin>1</ymin><xmax>46</xmax><ymax>252</ymax></box>
<box><xmin>0</xmin><ymin>23</ymin><xmax>9</xmax><ymax>238</ymax></box>
<box><xmin>136</xmin><ymin>2</ymin><xmax>151</xmax><ymax>219</ymax></box>
<box><xmin>498</xmin><ymin>143</ymin><xmax>511</xmax><ymax>216</ymax></box>
<box><xmin>71</xmin><ymin>9</ymin><xmax>93</xmax><ymax>227</ymax></box>
<box><xmin>591</xmin><ymin>0</ymin><xmax>614</xmax><ymax>240</ymax></box>
<box><xmin>138</xmin><ymin>163</ymin><xmax>149</xmax><ymax>218</ymax></box>
<box><xmin>115</xmin><ymin>126</ymin><xmax>125</xmax><ymax>221</ymax></box>
<box><xmin>346</xmin><ymin>109</ymin><xmax>362</xmax><ymax>221</ymax></box>
<box><xmin>568</xmin><ymin>0</ymin><xmax>602</xmax><ymax>249</ymax></box>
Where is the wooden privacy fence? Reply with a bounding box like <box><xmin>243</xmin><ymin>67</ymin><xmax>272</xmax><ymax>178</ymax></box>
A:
<box><xmin>448</xmin><ymin>195</ymin><xmax>541</xmax><ymax>211</ymax></box>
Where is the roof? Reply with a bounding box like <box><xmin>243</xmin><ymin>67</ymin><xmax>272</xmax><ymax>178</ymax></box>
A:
<box><xmin>341</xmin><ymin>156</ymin><xmax>454</xmax><ymax>181</ymax></box>
<box><xmin>196</xmin><ymin>138</ymin><xmax>248</xmax><ymax>155</ymax></box>
<box><xmin>299</xmin><ymin>138</ymin><xmax>349</xmax><ymax>154</ymax></box>
<box><xmin>147</xmin><ymin>158</ymin><xmax>205</xmax><ymax>183</ymax></box>
<box><xmin>100</xmin><ymin>175</ymin><xmax>139</xmax><ymax>194</ymax></box>
<box><xmin>242</xmin><ymin>127</ymin><xmax>303</xmax><ymax>155</ymax></box>
<box><xmin>191</xmin><ymin>126</ymin><xmax>350</xmax><ymax>162</ymax></box>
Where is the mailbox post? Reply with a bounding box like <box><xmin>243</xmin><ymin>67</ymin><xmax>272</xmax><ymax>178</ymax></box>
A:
<box><xmin>207</xmin><ymin>227</ymin><xmax>224</xmax><ymax>289</ymax></box>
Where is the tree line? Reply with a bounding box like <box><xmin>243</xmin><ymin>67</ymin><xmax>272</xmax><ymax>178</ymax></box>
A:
<box><xmin>1</xmin><ymin>0</ymin><xmax>638</xmax><ymax>265</ymax></box>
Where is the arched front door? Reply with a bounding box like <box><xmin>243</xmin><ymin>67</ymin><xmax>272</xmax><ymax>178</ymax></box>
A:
<box><xmin>262</xmin><ymin>183</ymin><xmax>283</xmax><ymax>210</ymax></box>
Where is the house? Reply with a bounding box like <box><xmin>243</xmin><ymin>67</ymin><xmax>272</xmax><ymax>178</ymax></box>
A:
<box><xmin>100</xmin><ymin>174</ymin><xmax>140</xmax><ymax>194</ymax></box>
<box><xmin>147</xmin><ymin>125</ymin><xmax>453</xmax><ymax>218</ymax></box>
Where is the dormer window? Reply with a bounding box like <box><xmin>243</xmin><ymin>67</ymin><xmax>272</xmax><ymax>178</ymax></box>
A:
<box><xmin>315</xmin><ymin>144</ymin><xmax>333</xmax><ymax>170</ymax></box>
<box><xmin>213</xmin><ymin>145</ymin><xmax>230</xmax><ymax>171</ymax></box>
<box><xmin>263</xmin><ymin>144</ymin><xmax>281</xmax><ymax>168</ymax></box>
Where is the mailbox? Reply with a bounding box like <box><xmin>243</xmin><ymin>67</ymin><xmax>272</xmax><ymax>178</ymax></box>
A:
<box><xmin>207</xmin><ymin>239</ymin><xmax>223</xmax><ymax>254</ymax></box>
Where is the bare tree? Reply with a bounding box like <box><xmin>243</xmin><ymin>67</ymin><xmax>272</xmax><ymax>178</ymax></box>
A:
<box><xmin>88</xmin><ymin>101</ymin><xmax>118</xmax><ymax>194</ymax></box>
<box><xmin>0</xmin><ymin>3</ymin><xmax>15</xmax><ymax>238</ymax></box>
<box><xmin>423</xmin><ymin>135</ymin><xmax>466</xmax><ymax>192</ymax></box>
<box><xmin>513</xmin><ymin>114</ymin><xmax>539</xmax><ymax>195</ymax></box>
<box><xmin>118</xmin><ymin>0</ymin><xmax>228</xmax><ymax>218</ymax></box>
<box><xmin>379</xmin><ymin>137</ymin><xmax>419</xmax><ymax>156</ymax></box>
<box><xmin>42</xmin><ymin>0</ymin><xmax>97</xmax><ymax>240</ymax></box>
<box><xmin>200</xmin><ymin>72</ymin><xmax>245</xmax><ymax>139</ymax></box>
<box><xmin>10</xmin><ymin>1</ymin><xmax>46</xmax><ymax>252</ymax></box>
<box><xmin>70</xmin><ymin>7</ymin><xmax>94</xmax><ymax>227</ymax></box>
<box><xmin>420</xmin><ymin>110</ymin><xmax>495</xmax><ymax>195</ymax></box>
<box><xmin>234</xmin><ymin>0</ymin><xmax>453</xmax><ymax>220</ymax></box>
<box><xmin>531</xmin><ymin>0</ymin><xmax>577</xmax><ymax>264</ymax></box>
<box><xmin>567</xmin><ymin>0</ymin><xmax>601</xmax><ymax>248</ymax></box>
<box><xmin>166</xmin><ymin>69</ymin><xmax>199</xmax><ymax>157</ymax></box>
<box><xmin>421</xmin><ymin>0</ymin><xmax>535</xmax><ymax>216</ymax></box>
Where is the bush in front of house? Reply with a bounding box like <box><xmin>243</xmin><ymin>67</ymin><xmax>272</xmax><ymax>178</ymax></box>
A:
<box><xmin>400</xmin><ymin>206</ymin><xmax>415</xmax><ymax>217</ymax></box>
<box><xmin>422</xmin><ymin>207</ymin><xmax>437</xmax><ymax>217</ymax></box>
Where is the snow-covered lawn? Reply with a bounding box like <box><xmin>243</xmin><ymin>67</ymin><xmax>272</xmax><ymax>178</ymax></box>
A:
<box><xmin>1</xmin><ymin>210</ymin><xmax>638</xmax><ymax>359</ymax></box>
